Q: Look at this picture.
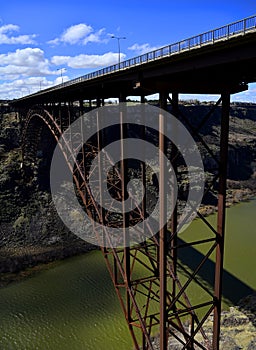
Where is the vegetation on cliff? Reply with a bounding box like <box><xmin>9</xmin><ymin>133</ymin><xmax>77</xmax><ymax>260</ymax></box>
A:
<box><xmin>0</xmin><ymin>111</ymin><xmax>94</xmax><ymax>278</ymax></box>
<box><xmin>0</xmin><ymin>102</ymin><xmax>255</xmax><ymax>278</ymax></box>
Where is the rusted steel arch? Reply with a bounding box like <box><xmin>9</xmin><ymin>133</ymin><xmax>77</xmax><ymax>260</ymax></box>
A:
<box><xmin>21</xmin><ymin>107</ymin><xmax>61</xmax><ymax>165</ymax></box>
<box><xmin>21</xmin><ymin>105</ymin><xmax>159</xmax><ymax>348</ymax></box>
<box><xmin>21</xmin><ymin>106</ymin><xmax>91</xmax><ymax>209</ymax></box>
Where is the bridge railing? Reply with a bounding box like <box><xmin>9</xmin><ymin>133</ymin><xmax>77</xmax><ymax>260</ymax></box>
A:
<box><xmin>23</xmin><ymin>15</ymin><xmax>256</xmax><ymax>98</ymax></box>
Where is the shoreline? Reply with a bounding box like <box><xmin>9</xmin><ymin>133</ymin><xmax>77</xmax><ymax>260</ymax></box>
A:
<box><xmin>0</xmin><ymin>192</ymin><xmax>255</xmax><ymax>289</ymax></box>
<box><xmin>0</xmin><ymin>242</ymin><xmax>97</xmax><ymax>288</ymax></box>
<box><xmin>199</xmin><ymin>188</ymin><xmax>256</xmax><ymax>216</ymax></box>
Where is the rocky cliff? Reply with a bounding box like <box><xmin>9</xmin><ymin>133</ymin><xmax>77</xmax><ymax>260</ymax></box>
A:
<box><xmin>0</xmin><ymin>103</ymin><xmax>255</xmax><ymax>277</ymax></box>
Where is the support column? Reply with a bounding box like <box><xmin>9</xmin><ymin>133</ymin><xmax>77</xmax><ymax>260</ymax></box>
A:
<box><xmin>140</xmin><ymin>93</ymin><xmax>147</xmax><ymax>350</ymax></box>
<box><xmin>68</xmin><ymin>101</ymin><xmax>72</xmax><ymax>123</ymax></box>
<box><xmin>159</xmin><ymin>91</ymin><xmax>168</xmax><ymax>350</ymax></box>
<box><xmin>119</xmin><ymin>92</ymin><xmax>126</xmax><ymax>103</ymax></box>
<box><xmin>97</xmin><ymin>97</ymin><xmax>101</xmax><ymax>108</ymax></box>
<box><xmin>171</xmin><ymin>92</ymin><xmax>178</xmax><ymax>300</ymax></box>
<box><xmin>119</xmin><ymin>94</ymin><xmax>133</xmax><ymax>343</ymax></box>
<box><xmin>213</xmin><ymin>92</ymin><xmax>230</xmax><ymax>350</ymax></box>
<box><xmin>79</xmin><ymin>99</ymin><xmax>84</xmax><ymax>116</ymax></box>
<box><xmin>58</xmin><ymin>102</ymin><xmax>62</xmax><ymax>130</ymax></box>
<box><xmin>141</xmin><ymin>94</ymin><xmax>146</xmax><ymax>223</ymax></box>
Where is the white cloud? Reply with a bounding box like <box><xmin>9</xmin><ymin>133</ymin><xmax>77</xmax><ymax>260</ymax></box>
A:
<box><xmin>0</xmin><ymin>77</ymin><xmax>58</xmax><ymax>99</ymax></box>
<box><xmin>61</xmin><ymin>23</ymin><xmax>92</xmax><ymax>44</ymax></box>
<box><xmin>0</xmin><ymin>24</ymin><xmax>36</xmax><ymax>44</ymax></box>
<box><xmin>128</xmin><ymin>43</ymin><xmax>158</xmax><ymax>55</ymax></box>
<box><xmin>51</xmin><ymin>52</ymin><xmax>125</xmax><ymax>69</ymax></box>
<box><xmin>0</xmin><ymin>47</ymin><xmax>123</xmax><ymax>98</ymax></box>
<box><xmin>0</xmin><ymin>75</ymin><xmax>72</xmax><ymax>99</ymax></box>
<box><xmin>230</xmin><ymin>83</ymin><xmax>256</xmax><ymax>103</ymax></box>
<box><xmin>48</xmin><ymin>23</ymin><xmax>106</xmax><ymax>46</ymax></box>
<box><xmin>54</xmin><ymin>75</ymin><xmax>69</xmax><ymax>85</ymax></box>
<box><xmin>83</xmin><ymin>28</ymin><xmax>106</xmax><ymax>45</ymax></box>
<box><xmin>0</xmin><ymin>48</ymin><xmax>53</xmax><ymax>79</ymax></box>
<box><xmin>179</xmin><ymin>84</ymin><xmax>256</xmax><ymax>103</ymax></box>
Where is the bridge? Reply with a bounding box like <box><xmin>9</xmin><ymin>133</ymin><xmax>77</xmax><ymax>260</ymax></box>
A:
<box><xmin>11</xmin><ymin>15</ymin><xmax>256</xmax><ymax>350</ymax></box>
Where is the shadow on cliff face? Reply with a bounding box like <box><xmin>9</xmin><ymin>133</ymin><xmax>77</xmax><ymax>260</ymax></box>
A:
<box><xmin>228</xmin><ymin>146</ymin><xmax>255</xmax><ymax>181</ymax></box>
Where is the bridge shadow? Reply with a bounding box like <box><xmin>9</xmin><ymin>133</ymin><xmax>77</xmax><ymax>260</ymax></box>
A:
<box><xmin>177</xmin><ymin>237</ymin><xmax>254</xmax><ymax>305</ymax></box>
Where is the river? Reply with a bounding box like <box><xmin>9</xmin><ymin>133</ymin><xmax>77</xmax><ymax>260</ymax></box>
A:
<box><xmin>0</xmin><ymin>199</ymin><xmax>255</xmax><ymax>350</ymax></box>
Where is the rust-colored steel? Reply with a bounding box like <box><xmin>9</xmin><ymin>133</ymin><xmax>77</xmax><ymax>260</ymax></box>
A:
<box><xmin>21</xmin><ymin>91</ymin><xmax>230</xmax><ymax>350</ymax></box>
<box><xmin>213</xmin><ymin>93</ymin><xmax>230</xmax><ymax>350</ymax></box>
<box><xmin>170</xmin><ymin>92</ymin><xmax>178</xmax><ymax>303</ymax></box>
<box><xmin>159</xmin><ymin>91</ymin><xmax>168</xmax><ymax>350</ymax></box>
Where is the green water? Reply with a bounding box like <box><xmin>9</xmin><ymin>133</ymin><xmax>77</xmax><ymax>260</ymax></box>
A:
<box><xmin>0</xmin><ymin>200</ymin><xmax>255</xmax><ymax>350</ymax></box>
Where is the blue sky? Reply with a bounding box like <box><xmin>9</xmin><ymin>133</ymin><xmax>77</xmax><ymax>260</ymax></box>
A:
<box><xmin>1</xmin><ymin>0</ymin><xmax>256</xmax><ymax>101</ymax></box>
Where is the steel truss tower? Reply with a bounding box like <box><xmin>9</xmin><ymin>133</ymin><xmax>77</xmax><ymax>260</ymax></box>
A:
<box><xmin>22</xmin><ymin>90</ymin><xmax>230</xmax><ymax>350</ymax></box>
<box><xmin>69</xmin><ymin>92</ymin><xmax>230</xmax><ymax>350</ymax></box>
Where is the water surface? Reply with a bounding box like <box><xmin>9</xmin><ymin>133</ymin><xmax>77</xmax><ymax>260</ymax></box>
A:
<box><xmin>0</xmin><ymin>200</ymin><xmax>255</xmax><ymax>349</ymax></box>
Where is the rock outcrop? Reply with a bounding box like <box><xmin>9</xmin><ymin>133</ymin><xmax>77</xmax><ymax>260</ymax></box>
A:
<box><xmin>0</xmin><ymin>103</ymin><xmax>255</xmax><ymax>277</ymax></box>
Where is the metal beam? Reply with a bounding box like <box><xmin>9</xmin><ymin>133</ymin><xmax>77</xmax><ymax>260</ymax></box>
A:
<box><xmin>213</xmin><ymin>92</ymin><xmax>230</xmax><ymax>350</ymax></box>
<box><xmin>159</xmin><ymin>91</ymin><xmax>168</xmax><ymax>350</ymax></box>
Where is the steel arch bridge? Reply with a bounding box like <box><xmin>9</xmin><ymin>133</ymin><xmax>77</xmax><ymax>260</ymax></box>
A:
<box><xmin>12</xmin><ymin>15</ymin><xmax>256</xmax><ymax>350</ymax></box>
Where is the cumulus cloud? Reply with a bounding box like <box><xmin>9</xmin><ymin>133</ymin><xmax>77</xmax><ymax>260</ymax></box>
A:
<box><xmin>48</xmin><ymin>23</ymin><xmax>106</xmax><ymax>46</ymax></box>
<box><xmin>0</xmin><ymin>48</ymin><xmax>53</xmax><ymax>79</ymax></box>
<box><xmin>61</xmin><ymin>23</ymin><xmax>92</xmax><ymax>44</ymax></box>
<box><xmin>0</xmin><ymin>46</ymin><xmax>123</xmax><ymax>98</ymax></box>
<box><xmin>0</xmin><ymin>77</ymin><xmax>61</xmax><ymax>99</ymax></box>
<box><xmin>128</xmin><ymin>43</ymin><xmax>158</xmax><ymax>55</ymax></box>
<box><xmin>51</xmin><ymin>52</ymin><xmax>125</xmax><ymax>69</ymax></box>
<box><xmin>0</xmin><ymin>24</ymin><xmax>36</xmax><ymax>44</ymax></box>
<box><xmin>83</xmin><ymin>28</ymin><xmax>106</xmax><ymax>45</ymax></box>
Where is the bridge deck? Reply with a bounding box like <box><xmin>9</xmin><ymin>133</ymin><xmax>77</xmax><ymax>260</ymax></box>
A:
<box><xmin>12</xmin><ymin>15</ymin><xmax>256</xmax><ymax>105</ymax></box>
<box><xmin>13</xmin><ymin>16</ymin><xmax>256</xmax><ymax>105</ymax></box>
